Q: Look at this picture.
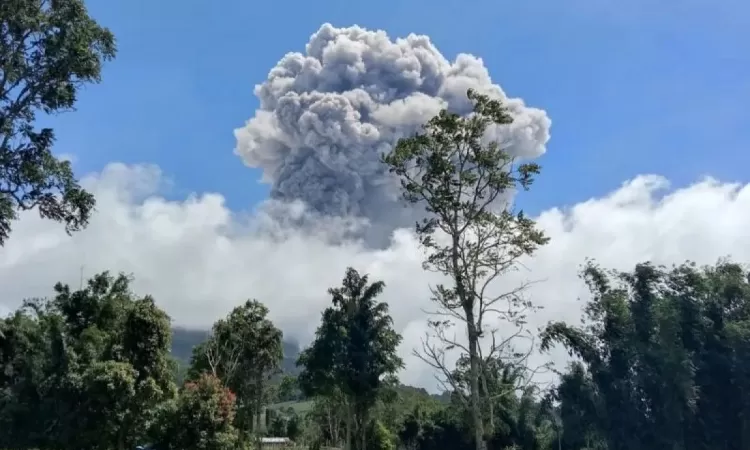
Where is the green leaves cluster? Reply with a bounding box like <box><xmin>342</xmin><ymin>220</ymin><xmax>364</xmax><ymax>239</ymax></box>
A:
<box><xmin>0</xmin><ymin>0</ymin><xmax>116</xmax><ymax>244</ymax></box>
<box><xmin>384</xmin><ymin>89</ymin><xmax>550</xmax><ymax>450</ymax></box>
<box><xmin>154</xmin><ymin>374</ymin><xmax>239</xmax><ymax>450</ymax></box>
<box><xmin>542</xmin><ymin>260</ymin><xmax>750</xmax><ymax>450</ymax></box>
<box><xmin>186</xmin><ymin>299</ymin><xmax>283</xmax><ymax>442</ymax></box>
<box><xmin>0</xmin><ymin>272</ymin><xmax>176</xmax><ymax>450</ymax></box>
<box><xmin>383</xmin><ymin>89</ymin><xmax>548</xmax><ymax>279</ymax></box>
<box><xmin>298</xmin><ymin>267</ymin><xmax>404</xmax><ymax>450</ymax></box>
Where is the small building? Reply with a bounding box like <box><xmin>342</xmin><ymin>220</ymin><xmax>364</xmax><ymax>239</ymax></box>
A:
<box><xmin>260</xmin><ymin>437</ymin><xmax>292</xmax><ymax>448</ymax></box>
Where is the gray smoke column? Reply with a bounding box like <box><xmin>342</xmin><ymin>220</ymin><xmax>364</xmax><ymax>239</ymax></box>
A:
<box><xmin>235</xmin><ymin>23</ymin><xmax>551</xmax><ymax>247</ymax></box>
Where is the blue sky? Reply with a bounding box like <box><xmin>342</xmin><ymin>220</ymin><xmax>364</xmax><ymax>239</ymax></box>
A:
<box><xmin>48</xmin><ymin>0</ymin><xmax>749</xmax><ymax>214</ymax></box>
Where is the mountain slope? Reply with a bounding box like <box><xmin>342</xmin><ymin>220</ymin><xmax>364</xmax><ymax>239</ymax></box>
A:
<box><xmin>170</xmin><ymin>327</ymin><xmax>301</xmax><ymax>375</ymax></box>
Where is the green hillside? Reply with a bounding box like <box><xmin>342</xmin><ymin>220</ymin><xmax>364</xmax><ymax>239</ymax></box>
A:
<box><xmin>170</xmin><ymin>327</ymin><xmax>209</xmax><ymax>365</ymax></box>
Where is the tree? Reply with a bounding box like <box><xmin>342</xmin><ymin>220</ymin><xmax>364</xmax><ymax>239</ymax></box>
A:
<box><xmin>0</xmin><ymin>0</ymin><xmax>117</xmax><ymax>244</ymax></box>
<box><xmin>367</xmin><ymin>419</ymin><xmax>396</xmax><ymax>450</ymax></box>
<box><xmin>298</xmin><ymin>267</ymin><xmax>404</xmax><ymax>450</ymax></box>
<box><xmin>375</xmin><ymin>383</ymin><xmax>442</xmax><ymax>435</ymax></box>
<box><xmin>277</xmin><ymin>374</ymin><xmax>300</xmax><ymax>402</ymax></box>
<box><xmin>0</xmin><ymin>303</ymin><xmax>70</xmax><ymax>449</ymax></box>
<box><xmin>154</xmin><ymin>373</ymin><xmax>239</xmax><ymax>450</ymax></box>
<box><xmin>399</xmin><ymin>405</ymin><xmax>472</xmax><ymax>450</ymax></box>
<box><xmin>305</xmin><ymin>393</ymin><xmax>348</xmax><ymax>448</ymax></box>
<box><xmin>286</xmin><ymin>413</ymin><xmax>302</xmax><ymax>441</ymax></box>
<box><xmin>383</xmin><ymin>89</ymin><xmax>550</xmax><ymax>450</ymax></box>
<box><xmin>268</xmin><ymin>412</ymin><xmax>288</xmax><ymax>437</ymax></box>
<box><xmin>551</xmin><ymin>363</ymin><xmax>605</xmax><ymax>450</ymax></box>
<box><xmin>54</xmin><ymin>272</ymin><xmax>176</xmax><ymax>449</ymax></box>
<box><xmin>76</xmin><ymin>360</ymin><xmax>138</xmax><ymax>450</ymax></box>
<box><xmin>0</xmin><ymin>271</ymin><xmax>176</xmax><ymax>450</ymax></box>
<box><xmin>541</xmin><ymin>259</ymin><xmax>750</xmax><ymax>450</ymax></box>
<box><xmin>188</xmin><ymin>300</ymin><xmax>283</xmax><ymax>441</ymax></box>
<box><xmin>187</xmin><ymin>319</ymin><xmax>241</xmax><ymax>381</ymax></box>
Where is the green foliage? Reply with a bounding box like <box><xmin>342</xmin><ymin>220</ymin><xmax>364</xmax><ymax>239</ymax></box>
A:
<box><xmin>375</xmin><ymin>384</ymin><xmax>443</xmax><ymax>433</ymax></box>
<box><xmin>266</xmin><ymin>407</ymin><xmax>303</xmax><ymax>440</ymax></box>
<box><xmin>542</xmin><ymin>259</ymin><xmax>750</xmax><ymax>450</ymax></box>
<box><xmin>399</xmin><ymin>406</ymin><xmax>472</xmax><ymax>450</ymax></box>
<box><xmin>187</xmin><ymin>300</ymin><xmax>283</xmax><ymax>438</ymax></box>
<box><xmin>0</xmin><ymin>271</ymin><xmax>176</xmax><ymax>450</ymax></box>
<box><xmin>383</xmin><ymin>88</ymin><xmax>550</xmax><ymax>450</ymax></box>
<box><xmin>383</xmin><ymin>89</ymin><xmax>546</xmax><ymax>259</ymax></box>
<box><xmin>366</xmin><ymin>419</ymin><xmax>395</xmax><ymax>450</ymax></box>
<box><xmin>277</xmin><ymin>374</ymin><xmax>301</xmax><ymax>402</ymax></box>
<box><xmin>298</xmin><ymin>267</ymin><xmax>404</xmax><ymax>450</ymax></box>
<box><xmin>0</xmin><ymin>0</ymin><xmax>116</xmax><ymax>243</ymax></box>
<box><xmin>287</xmin><ymin>413</ymin><xmax>302</xmax><ymax>441</ymax></box>
<box><xmin>303</xmin><ymin>394</ymin><xmax>348</xmax><ymax>447</ymax></box>
<box><xmin>298</xmin><ymin>268</ymin><xmax>404</xmax><ymax>401</ymax></box>
<box><xmin>154</xmin><ymin>373</ymin><xmax>239</xmax><ymax>450</ymax></box>
<box><xmin>268</xmin><ymin>411</ymin><xmax>288</xmax><ymax>436</ymax></box>
<box><xmin>169</xmin><ymin>327</ymin><xmax>301</xmax><ymax>387</ymax></box>
<box><xmin>0</xmin><ymin>268</ymin><xmax>557</xmax><ymax>450</ymax></box>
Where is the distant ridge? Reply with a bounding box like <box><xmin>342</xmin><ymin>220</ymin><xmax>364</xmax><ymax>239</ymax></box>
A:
<box><xmin>170</xmin><ymin>326</ymin><xmax>302</xmax><ymax>375</ymax></box>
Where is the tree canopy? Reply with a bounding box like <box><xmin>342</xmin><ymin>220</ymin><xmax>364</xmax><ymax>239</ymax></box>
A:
<box><xmin>542</xmin><ymin>260</ymin><xmax>750</xmax><ymax>450</ymax></box>
<box><xmin>0</xmin><ymin>272</ymin><xmax>175</xmax><ymax>450</ymax></box>
<box><xmin>383</xmin><ymin>88</ymin><xmax>549</xmax><ymax>450</ymax></box>
<box><xmin>0</xmin><ymin>0</ymin><xmax>116</xmax><ymax>244</ymax></box>
<box><xmin>187</xmin><ymin>300</ymin><xmax>283</xmax><ymax>442</ymax></box>
<box><xmin>298</xmin><ymin>267</ymin><xmax>404</xmax><ymax>450</ymax></box>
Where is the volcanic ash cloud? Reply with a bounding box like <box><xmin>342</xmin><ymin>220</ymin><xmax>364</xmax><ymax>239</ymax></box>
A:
<box><xmin>234</xmin><ymin>23</ymin><xmax>552</xmax><ymax>246</ymax></box>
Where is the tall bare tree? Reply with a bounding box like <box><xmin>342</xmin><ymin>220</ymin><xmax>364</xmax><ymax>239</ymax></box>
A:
<box><xmin>187</xmin><ymin>300</ymin><xmax>282</xmax><ymax>443</ymax></box>
<box><xmin>383</xmin><ymin>89</ymin><xmax>550</xmax><ymax>450</ymax></box>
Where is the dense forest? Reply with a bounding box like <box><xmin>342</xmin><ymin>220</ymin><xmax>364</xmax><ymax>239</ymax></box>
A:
<box><xmin>2</xmin><ymin>1</ymin><xmax>750</xmax><ymax>450</ymax></box>
<box><xmin>5</xmin><ymin>259</ymin><xmax>750</xmax><ymax>450</ymax></box>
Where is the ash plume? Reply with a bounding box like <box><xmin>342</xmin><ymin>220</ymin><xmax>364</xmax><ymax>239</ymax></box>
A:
<box><xmin>235</xmin><ymin>23</ymin><xmax>552</xmax><ymax>247</ymax></box>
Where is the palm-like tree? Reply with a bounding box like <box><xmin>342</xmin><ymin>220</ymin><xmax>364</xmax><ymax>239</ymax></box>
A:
<box><xmin>298</xmin><ymin>267</ymin><xmax>403</xmax><ymax>450</ymax></box>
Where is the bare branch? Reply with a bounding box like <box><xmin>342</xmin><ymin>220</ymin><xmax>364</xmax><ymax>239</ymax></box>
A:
<box><xmin>203</xmin><ymin>333</ymin><xmax>241</xmax><ymax>381</ymax></box>
<box><xmin>385</xmin><ymin>90</ymin><xmax>550</xmax><ymax>450</ymax></box>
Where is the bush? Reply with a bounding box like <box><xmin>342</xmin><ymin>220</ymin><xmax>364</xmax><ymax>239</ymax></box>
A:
<box><xmin>153</xmin><ymin>374</ymin><xmax>239</xmax><ymax>450</ymax></box>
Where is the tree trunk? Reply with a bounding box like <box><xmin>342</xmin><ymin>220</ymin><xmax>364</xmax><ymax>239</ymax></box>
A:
<box><xmin>117</xmin><ymin>416</ymin><xmax>130</xmax><ymax>450</ymax></box>
<box><xmin>238</xmin><ymin>428</ymin><xmax>247</xmax><ymax>450</ymax></box>
<box><xmin>452</xmin><ymin>232</ymin><xmax>487</xmax><ymax>450</ymax></box>
<box><xmin>255</xmin><ymin>375</ymin><xmax>263</xmax><ymax>432</ymax></box>
<box><xmin>345</xmin><ymin>401</ymin><xmax>353</xmax><ymax>450</ymax></box>
<box><xmin>480</xmin><ymin>368</ymin><xmax>495</xmax><ymax>432</ymax></box>
<box><xmin>360</xmin><ymin>420</ymin><xmax>367</xmax><ymax>450</ymax></box>
<box><xmin>467</xmin><ymin>315</ymin><xmax>487</xmax><ymax>450</ymax></box>
<box><xmin>357</xmin><ymin>406</ymin><xmax>368</xmax><ymax>450</ymax></box>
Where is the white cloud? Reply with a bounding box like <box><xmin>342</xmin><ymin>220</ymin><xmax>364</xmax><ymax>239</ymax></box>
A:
<box><xmin>2</xmin><ymin>163</ymin><xmax>750</xmax><ymax>390</ymax></box>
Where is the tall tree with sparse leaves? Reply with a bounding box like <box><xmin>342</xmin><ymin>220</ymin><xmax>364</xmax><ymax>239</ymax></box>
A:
<box><xmin>383</xmin><ymin>89</ymin><xmax>549</xmax><ymax>450</ymax></box>
<box><xmin>298</xmin><ymin>267</ymin><xmax>403</xmax><ymax>450</ymax></box>
<box><xmin>188</xmin><ymin>299</ymin><xmax>283</xmax><ymax>443</ymax></box>
<box><xmin>0</xmin><ymin>0</ymin><xmax>116</xmax><ymax>244</ymax></box>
